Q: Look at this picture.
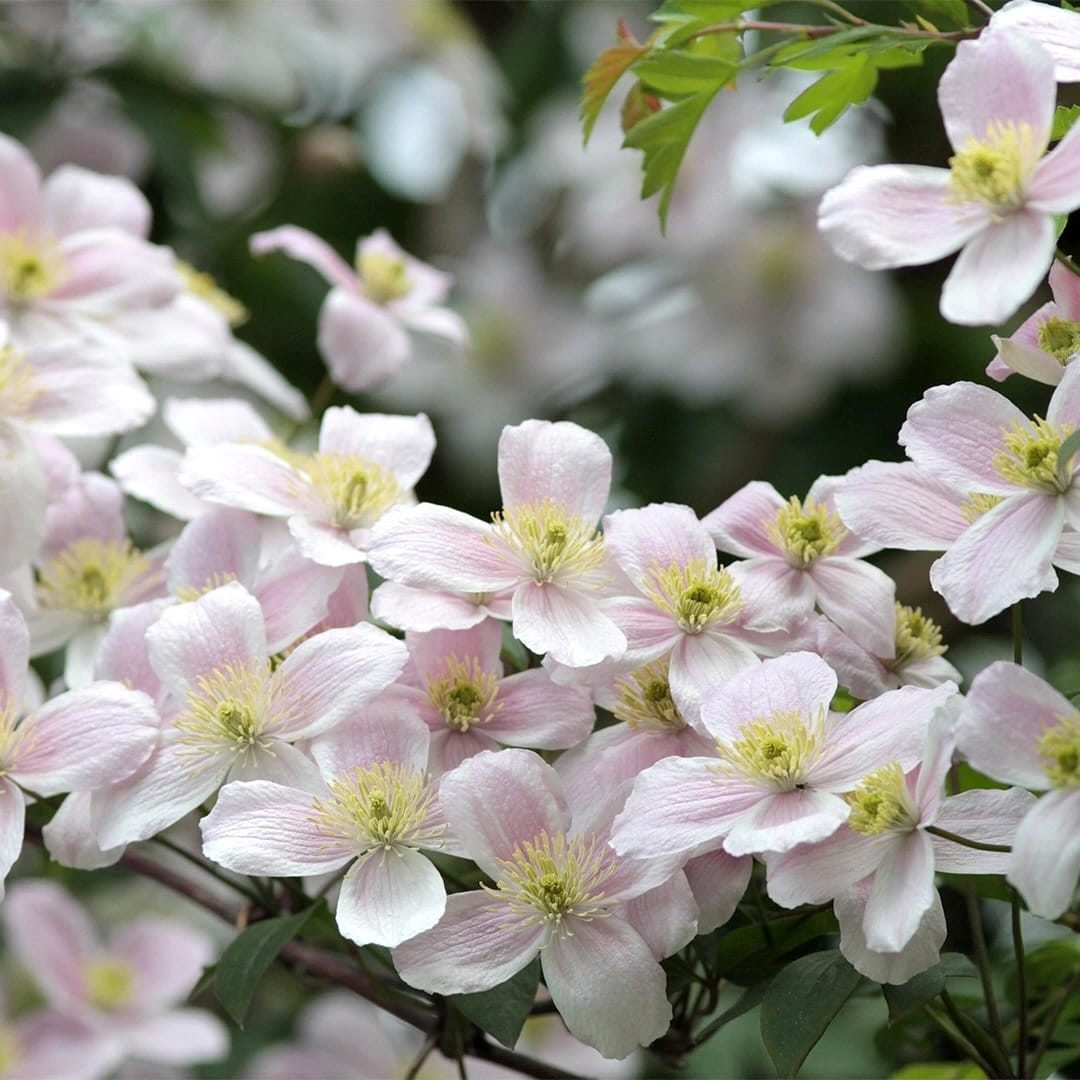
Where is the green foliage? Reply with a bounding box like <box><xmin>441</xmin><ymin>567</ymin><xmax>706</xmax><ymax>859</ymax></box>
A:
<box><xmin>449</xmin><ymin>959</ymin><xmax>540</xmax><ymax>1048</ymax></box>
<box><xmin>759</xmin><ymin>949</ymin><xmax>862</xmax><ymax>1077</ymax></box>
<box><xmin>214</xmin><ymin>906</ymin><xmax>319</xmax><ymax>1026</ymax></box>
<box><xmin>712</xmin><ymin>907</ymin><xmax>839</xmax><ymax>985</ymax></box>
<box><xmin>882</xmin><ymin>953</ymin><xmax>977</xmax><ymax>1023</ymax></box>
<box><xmin>892</xmin><ymin>1064</ymin><xmax>986</xmax><ymax>1079</ymax></box>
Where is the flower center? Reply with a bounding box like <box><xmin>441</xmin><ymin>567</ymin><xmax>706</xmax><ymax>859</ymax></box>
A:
<box><xmin>643</xmin><ymin>557</ymin><xmax>742</xmax><ymax>634</ymax></box>
<box><xmin>1038</xmin><ymin>713</ymin><xmax>1080</xmax><ymax>789</ymax></box>
<box><xmin>960</xmin><ymin>491</ymin><xmax>1006</xmax><ymax>523</ymax></box>
<box><xmin>311</xmin><ymin>760</ymin><xmax>443</xmax><ymax>852</ymax></box>
<box><xmin>889</xmin><ymin>603</ymin><xmax>948</xmax><ymax>669</ymax></box>
<box><xmin>993</xmin><ymin>417</ymin><xmax>1074</xmax><ymax>492</ymax></box>
<box><xmin>947</xmin><ymin>120</ymin><xmax>1041</xmax><ymax>215</ymax></box>
<box><xmin>305</xmin><ymin>452</ymin><xmax>403</xmax><ymax>531</ymax></box>
<box><xmin>0</xmin><ymin>344</ymin><xmax>39</xmax><ymax>418</ymax></box>
<box><xmin>174</xmin><ymin>571</ymin><xmax>240</xmax><ymax>603</ymax></box>
<box><xmin>768</xmin><ymin>495</ymin><xmax>846</xmax><ymax>567</ymax></box>
<box><xmin>487</xmin><ymin>830</ymin><xmax>617</xmax><ymax>932</ymax></box>
<box><xmin>84</xmin><ymin>958</ymin><xmax>135</xmax><ymax>1011</ymax></box>
<box><xmin>613</xmin><ymin>660</ymin><xmax>686</xmax><ymax>732</ymax></box>
<box><xmin>845</xmin><ymin>761</ymin><xmax>918</xmax><ymax>835</ymax></box>
<box><xmin>176</xmin><ymin>260</ymin><xmax>248</xmax><ymax>326</ymax></box>
<box><xmin>490</xmin><ymin>499</ymin><xmax>606</xmax><ymax>585</ymax></box>
<box><xmin>1038</xmin><ymin>316</ymin><xmax>1080</xmax><ymax>366</ymax></box>
<box><xmin>0</xmin><ymin>231</ymin><xmax>65</xmax><ymax>303</ymax></box>
<box><xmin>713</xmin><ymin>708</ymin><xmax>826</xmax><ymax>791</ymax></box>
<box><xmin>426</xmin><ymin>654</ymin><xmax>500</xmax><ymax>732</ymax></box>
<box><xmin>358</xmin><ymin>250</ymin><xmax>412</xmax><ymax>304</ymax></box>
<box><xmin>173</xmin><ymin>660</ymin><xmax>279</xmax><ymax>766</ymax></box>
<box><xmin>36</xmin><ymin>538</ymin><xmax>151</xmax><ymax>619</ymax></box>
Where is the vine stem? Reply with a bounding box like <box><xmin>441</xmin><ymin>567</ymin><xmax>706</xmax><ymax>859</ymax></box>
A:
<box><xmin>1011</xmin><ymin>889</ymin><xmax>1027</xmax><ymax>1077</ymax></box>
<box><xmin>690</xmin><ymin>18</ymin><xmax>976</xmax><ymax>43</ymax></box>
<box><xmin>964</xmin><ymin>878</ymin><xmax>1013</xmax><ymax>1075</ymax></box>
<box><xmin>1029</xmin><ymin>968</ymin><xmax>1080</xmax><ymax>1076</ymax></box>
<box><xmin>924</xmin><ymin>825</ymin><xmax>1010</xmax><ymax>854</ymax></box>
<box><xmin>925</xmin><ymin>1000</ymin><xmax>1000</xmax><ymax>1077</ymax></box>
<box><xmin>1013</xmin><ymin>603</ymin><xmax>1023</xmax><ymax>666</ymax></box>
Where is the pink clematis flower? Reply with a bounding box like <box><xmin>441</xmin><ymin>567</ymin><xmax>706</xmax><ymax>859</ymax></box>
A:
<box><xmin>202</xmin><ymin>704</ymin><xmax>453</xmax><ymax>948</ymax></box>
<box><xmin>3</xmin><ymin>881</ymin><xmax>228</xmax><ymax>1074</ymax></box>
<box><xmin>610</xmin><ymin>652</ymin><xmax>957</xmax><ymax>861</ymax></box>
<box><xmin>0</xmin><ymin>590</ymin><xmax>158</xmax><ymax>895</ymax></box>
<box><xmin>392</xmin><ymin>748</ymin><xmax>697</xmax><ymax>1060</ymax></box>
<box><xmin>702</xmin><ymin>478</ymin><xmax>896</xmax><ymax>657</ymax></box>
<box><xmin>959</xmin><ymin>661</ymin><xmax>1080</xmax><ymax>918</ymax></box>
<box><xmin>368</xmin><ymin>419</ymin><xmax>627</xmax><ymax>668</ymax></box>
<box><xmin>180</xmin><ymin>405</ymin><xmax>435</xmax><ymax>566</ymax></box>
<box><xmin>989</xmin><ymin>1</ymin><xmax>1080</xmax><ymax>82</ymax></box>
<box><xmin>819</xmin><ymin>31</ymin><xmax>1080</xmax><ymax>325</ymax></box>
<box><xmin>251</xmin><ymin>225</ymin><xmax>467</xmax><ymax>391</ymax></box>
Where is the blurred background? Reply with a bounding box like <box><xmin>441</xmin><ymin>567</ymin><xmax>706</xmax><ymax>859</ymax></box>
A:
<box><xmin>1</xmin><ymin>2</ymin><xmax>1073</xmax><ymax>1074</ymax></box>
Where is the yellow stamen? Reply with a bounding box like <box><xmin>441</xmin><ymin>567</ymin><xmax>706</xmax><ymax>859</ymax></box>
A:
<box><xmin>174</xmin><ymin>571</ymin><xmax>239</xmax><ymax>603</ymax></box>
<box><xmin>84</xmin><ymin>958</ymin><xmax>135</xmax><ymax>1011</ymax></box>
<box><xmin>0</xmin><ymin>230</ymin><xmax>65</xmax><ymax>302</ymax></box>
<box><xmin>961</xmin><ymin>491</ymin><xmax>1006</xmax><ymax>523</ymax></box>
<box><xmin>1038</xmin><ymin>316</ymin><xmax>1080</xmax><ymax>366</ymax></box>
<box><xmin>643</xmin><ymin>557</ymin><xmax>742</xmax><ymax>634</ymax></box>
<box><xmin>0</xmin><ymin>344</ymin><xmax>39</xmax><ymax>418</ymax></box>
<box><xmin>993</xmin><ymin>417</ymin><xmax>1073</xmax><ymax>492</ymax></box>
<box><xmin>613</xmin><ymin>660</ymin><xmax>686</xmax><ymax>732</ymax></box>
<box><xmin>491</xmin><ymin>499</ymin><xmax>606</xmax><ymax>585</ymax></box>
<box><xmin>845</xmin><ymin>761</ymin><xmax>917</xmax><ymax>835</ymax></box>
<box><xmin>713</xmin><ymin>708</ymin><xmax>827</xmax><ymax>790</ymax></box>
<box><xmin>175</xmin><ymin>260</ymin><xmax>248</xmax><ymax>326</ymax></box>
<box><xmin>1038</xmin><ymin>713</ymin><xmax>1080</xmax><ymax>789</ymax></box>
<box><xmin>358</xmin><ymin>250</ymin><xmax>412</xmax><ymax>304</ymax></box>
<box><xmin>37</xmin><ymin>538</ymin><xmax>152</xmax><ymax>619</ymax></box>
<box><xmin>426</xmin><ymin>654</ymin><xmax>501</xmax><ymax>732</ymax></box>
<box><xmin>948</xmin><ymin>120</ymin><xmax>1042</xmax><ymax>216</ymax></box>
<box><xmin>890</xmin><ymin>603</ymin><xmax>948</xmax><ymax>669</ymax></box>
<box><xmin>768</xmin><ymin>495</ymin><xmax>847</xmax><ymax>567</ymax></box>
<box><xmin>304</xmin><ymin>452</ymin><xmax>403</xmax><ymax>531</ymax></box>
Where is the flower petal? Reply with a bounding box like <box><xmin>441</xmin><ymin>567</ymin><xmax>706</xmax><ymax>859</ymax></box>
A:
<box><xmin>318</xmin><ymin>288</ymin><xmax>411</xmax><ymax>391</ymax></box>
<box><xmin>1008</xmin><ymin>789</ymin><xmax>1080</xmax><ymax>918</ymax></box>
<box><xmin>512</xmin><ymin>583</ymin><xmax>626</xmax><ymax>668</ymax></box>
<box><xmin>251</xmin><ymin>226</ymin><xmax>357</xmax><ymax>290</ymax></box>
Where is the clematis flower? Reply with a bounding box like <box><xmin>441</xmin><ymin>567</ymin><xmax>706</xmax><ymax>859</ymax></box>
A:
<box><xmin>702</xmin><ymin>478</ymin><xmax>896</xmax><ymax>657</ymax></box>
<box><xmin>88</xmin><ymin>581</ymin><xmax>407</xmax><ymax>848</ymax></box>
<box><xmin>610</xmin><ymin>652</ymin><xmax>957</xmax><ymax>861</ymax></box>
<box><xmin>251</xmin><ymin>225</ymin><xmax>467</xmax><ymax>391</ymax></box>
<box><xmin>989</xmin><ymin>1</ymin><xmax>1080</xmax><ymax>82</ymax></box>
<box><xmin>0</xmin><ymin>590</ymin><xmax>158</xmax><ymax>895</ymax></box>
<box><xmin>392</xmin><ymin>748</ymin><xmax>697</xmax><ymax>1060</ymax></box>
<box><xmin>819</xmin><ymin>32</ymin><xmax>1080</xmax><ymax>325</ymax></box>
<box><xmin>179</xmin><ymin>405</ymin><xmax>435</xmax><ymax>566</ymax></box>
<box><xmin>2</xmin><ymin>881</ymin><xmax>227</xmax><ymax>1074</ymax></box>
<box><xmin>368</xmin><ymin>419</ymin><xmax>627</xmax><ymax>667</ymax></box>
<box><xmin>958</xmin><ymin>661</ymin><xmax>1080</xmax><ymax>918</ymax></box>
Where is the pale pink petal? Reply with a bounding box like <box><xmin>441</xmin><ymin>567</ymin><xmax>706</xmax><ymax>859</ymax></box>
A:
<box><xmin>361</xmin><ymin>229</ymin><xmax>451</xmax><ymax>306</ymax></box>
<box><xmin>321</xmin><ymin>565</ymin><xmax>370</xmax><ymax>627</ymax></box>
<box><xmin>429</xmin><ymin>727</ymin><xmax>498</xmax><ymax>774</ymax></box>
<box><xmin>604</xmin><ymin>597</ymin><xmax>682</xmax><ymax>661</ymax></box>
<box><xmin>900</xmin><ymin>382</ymin><xmax>1031</xmax><ymax>495</ymax></box>
<box><xmin>317</xmin><ymin>408</ymin><xmax>435</xmax><ymax>490</ymax></box>
<box><xmin>623</xmin><ymin>873</ymin><xmax>699</xmax><ymax>959</ymax></box>
<box><xmin>768</xmin><ymin>826</ymin><xmax>895</xmax><ymax>910</ymax></box>
<box><xmin>164</xmin><ymin>396</ymin><xmax>274</xmax><ymax>447</ymax></box>
<box><xmin>0</xmin><ymin>777</ymin><xmax>25</xmax><ymax>899</ymax></box>
<box><xmin>273</xmin><ymin>624</ymin><xmax>407</xmax><ymax>740</ymax></box>
<box><xmin>940</xmin><ymin>211</ymin><xmax>1056</xmax><ymax>326</ymax></box>
<box><xmin>700</xmin><ymin>651</ymin><xmax>836</xmax><ymax>745</ymax></box>
<box><xmin>0</xmin><ymin>590</ymin><xmax>29</xmax><ymax>706</ymax></box>
<box><xmin>318</xmin><ymin>288</ymin><xmax>411</xmax><ymax>391</ymax></box>
<box><xmin>727</xmin><ymin>558</ymin><xmax>817</xmax><ymax>627</ymax></box>
<box><xmin>200</xmin><ymin>780</ymin><xmax>352</xmax><ymax>874</ymax></box>
<box><xmin>702</xmin><ymin>481</ymin><xmax>786</xmax><ymax>558</ymax></box>
<box><xmin>610</xmin><ymin>757</ymin><xmax>758</xmax><ymax>859</ymax></box>
<box><xmin>437</xmin><ymin>748</ymin><xmax>569</xmax><ymax>878</ymax></box>
<box><xmin>392</xmin><ymin>891</ymin><xmax>546</xmax><ymax>995</ymax></box>
<box><xmin>498</xmin><ymin>419</ymin><xmax>612</xmax><ymax>523</ymax></box>
<box><xmin>836</xmin><ymin>881</ymin><xmax>946</xmax><ymax>985</ymax></box>
<box><xmin>243</xmin><ymin>740</ymin><xmax>325</xmax><ymax>792</ymax></box>
<box><xmin>485</xmin><ymin>670</ymin><xmax>595</xmax><ymax>748</ymax></box>
<box><xmin>255</xmin><ymin>552</ymin><xmax>343</xmax><ymax>654</ymax></box>
<box><xmin>309</xmin><ymin>703</ymin><xmax>430</xmax><ymax>779</ymax></box>
<box><xmin>113</xmin><ymin>919</ymin><xmax>213</xmax><ymax>1009</ymax></box>
<box><xmin>914</xmin><ymin>701</ymin><xmax>958</xmax><ymax>820</ymax></box>
<box><xmin>938</xmin><ymin>32</ymin><xmax>1054</xmax><ymax>150</ymax></box>
<box><xmin>399</xmin><ymin>304</ymin><xmax>468</xmax><ymax>347</ymax></box>
<box><xmin>1047</xmin><ymin>353</ymin><xmax>1080</xmax><ymax>428</ymax></box>
<box><xmin>512</xmin><ymin>583</ymin><xmax>626</xmax><ymax>667</ymax></box>
<box><xmin>11</xmin><ymin>682</ymin><xmax>157</xmax><ymax>794</ymax></box>
<box><xmin>1032</xmin><ymin>114</ymin><xmax>1080</xmax><ymax>215</ymax></box>
<box><xmin>932</xmin><ymin>787</ymin><xmax>1035</xmax><ymax>874</ymax></box>
<box><xmin>603</xmin><ymin>504</ymin><xmax>716</xmax><ymax>589</ymax></box>
<box><xmin>682</xmin><ymin>850</ymin><xmax>752</xmax><ymax>933</ymax></box>
<box><xmin>367</xmin><ymin>504</ymin><xmax>519</xmax><ymax>592</ymax></box>
<box><xmin>930</xmin><ymin>493</ymin><xmax>1063</xmax><ymax>624</ymax></box>
<box><xmin>990</xmin><ymin>0</ymin><xmax>1080</xmax><ymax>82</ymax></box>
<box><xmin>287</xmin><ymin>517</ymin><xmax>365</xmax><ymax>567</ymax></box>
<box><xmin>109</xmin><ymin>445</ymin><xmax>207</xmax><ymax>520</ymax></box>
<box><xmin>123</xmin><ymin>1010</ymin><xmax>229</xmax><ymax>1065</ymax></box>
<box><xmin>808</xmin><ymin>558</ymin><xmax>895</xmax><ymax>658</ymax></box>
<box><xmin>165</xmin><ymin>509</ymin><xmax>261</xmax><ymax>594</ymax></box>
<box><xmin>992</xmin><ymin>333</ymin><xmax>1065</xmax><ymax>385</ymax></box>
<box><xmin>863</xmin><ymin>830</ymin><xmax>936</xmax><ymax>952</ymax></box>
<box><xmin>405</xmin><ymin>621</ymin><xmax>503</xmax><ymax>681</ymax></box>
<box><xmin>815</xmin><ymin>618</ymin><xmax>893</xmax><ymax>699</ymax></box>
<box><xmin>335</xmin><ymin>848</ymin><xmax>446</xmax><ymax>947</ymax></box>
<box><xmin>251</xmin><ymin>226</ymin><xmax>357</xmax><ymax>290</ymax></box>
<box><xmin>1008</xmin><ymin>789</ymin><xmax>1080</xmax><ymax>918</ymax></box>
<box><xmin>50</xmin><ymin>231</ymin><xmax>178</xmax><ymax>308</ymax></box>
<box><xmin>0</xmin><ymin>133</ymin><xmax>43</xmax><ymax>231</ymax></box>
<box><xmin>370</xmin><ymin>582</ymin><xmax>493</xmax><ymax>631</ymax></box>
<box><xmin>0</xmin><ymin>421</ymin><xmax>47</xmax><ymax>573</ymax></box>
<box><xmin>669</xmin><ymin>631</ymin><xmax>762</xmax><ymax>717</ymax></box>
<box><xmin>2</xmin><ymin>879</ymin><xmax>95</xmax><ymax>1011</ymax></box>
<box><xmin>958</xmin><ymin>661</ymin><xmax>1063</xmax><ymax>788</ymax></box>
<box><xmin>723</xmin><ymin>788</ymin><xmax>850</xmax><ymax>856</ymax></box>
<box><xmin>180</xmin><ymin>445</ymin><xmax>315</xmax><ymax>518</ymax></box>
<box><xmin>41</xmin><ymin>791</ymin><xmax>124</xmax><ymax>871</ymax></box>
<box><xmin>818</xmin><ymin>164</ymin><xmax>985</xmax><ymax>270</ymax></box>
<box><xmin>44</xmin><ymin>165</ymin><xmax>150</xmax><ymax>237</ymax></box>
<box><xmin>543</xmin><ymin>918</ymin><xmax>670</xmax><ymax>1060</ymax></box>
<box><xmin>94</xmin><ymin>600</ymin><xmax>167</xmax><ymax>697</ymax></box>
<box><xmin>146</xmin><ymin>581</ymin><xmax>267</xmax><ymax>694</ymax></box>
<box><xmin>1051</xmin><ymin>260</ymin><xmax>1080</xmax><ymax>316</ymax></box>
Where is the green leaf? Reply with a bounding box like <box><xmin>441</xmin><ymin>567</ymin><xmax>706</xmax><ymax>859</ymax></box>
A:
<box><xmin>882</xmin><ymin>953</ymin><xmax>977</xmax><ymax>1024</ymax></box>
<box><xmin>783</xmin><ymin>54</ymin><xmax>877</xmax><ymax>135</ymax></box>
<box><xmin>902</xmin><ymin>0</ymin><xmax>971</xmax><ymax>30</ymax></box>
<box><xmin>622</xmin><ymin>87</ymin><xmax>719</xmax><ymax>230</ymax></box>
<box><xmin>892</xmin><ymin>1065</ymin><xmax>986</xmax><ymax>1079</ymax></box>
<box><xmin>215</xmin><ymin>907</ymin><xmax>318</xmax><ymax>1026</ymax></box>
<box><xmin>632</xmin><ymin>47</ymin><xmax>738</xmax><ymax>97</ymax></box>
<box><xmin>581</xmin><ymin>40</ymin><xmax>647</xmax><ymax>144</ymax></box>
<box><xmin>449</xmin><ymin>959</ymin><xmax>540</xmax><ymax>1048</ymax></box>
<box><xmin>1054</xmin><ymin>104</ymin><xmax>1080</xmax><ymax>142</ymax></box>
<box><xmin>760</xmin><ymin>950</ymin><xmax>862</xmax><ymax>1078</ymax></box>
<box><xmin>713</xmin><ymin>908</ymin><xmax>839</xmax><ymax>986</ymax></box>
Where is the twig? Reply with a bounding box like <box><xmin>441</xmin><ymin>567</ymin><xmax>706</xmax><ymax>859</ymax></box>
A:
<box><xmin>1029</xmin><ymin>968</ymin><xmax>1080</xmax><ymax>1076</ymax></box>
<box><xmin>1011</xmin><ymin>889</ymin><xmax>1027</xmax><ymax>1077</ymax></box>
<box><xmin>925</xmin><ymin>825</ymin><xmax>1011</xmax><ymax>853</ymax></box>
<box><xmin>964</xmin><ymin>880</ymin><xmax>1013</xmax><ymax>1076</ymax></box>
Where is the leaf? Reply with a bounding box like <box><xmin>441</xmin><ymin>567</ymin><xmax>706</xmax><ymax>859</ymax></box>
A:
<box><xmin>902</xmin><ymin>0</ymin><xmax>972</xmax><ymax>29</ymax></box>
<box><xmin>449</xmin><ymin>959</ymin><xmax>540</xmax><ymax>1048</ymax></box>
<box><xmin>581</xmin><ymin>29</ymin><xmax>646</xmax><ymax>144</ymax></box>
<box><xmin>1054</xmin><ymin>104</ymin><xmax>1080</xmax><ymax>142</ymax></box>
<box><xmin>892</xmin><ymin>1065</ymin><xmax>986</xmax><ymax>1079</ymax></box>
<box><xmin>760</xmin><ymin>950</ymin><xmax>862</xmax><ymax>1078</ymax></box>
<box><xmin>621</xmin><ymin>81</ymin><xmax>662</xmax><ymax>134</ymax></box>
<box><xmin>783</xmin><ymin>54</ymin><xmax>878</xmax><ymax>135</ymax></box>
<box><xmin>632</xmin><ymin>47</ymin><xmax>738</xmax><ymax>97</ymax></box>
<box><xmin>882</xmin><ymin>953</ymin><xmax>977</xmax><ymax>1024</ymax></box>
<box><xmin>215</xmin><ymin>906</ymin><xmax>318</xmax><ymax>1026</ymax></box>
<box><xmin>713</xmin><ymin>908</ymin><xmax>839</xmax><ymax>986</ymax></box>
<box><xmin>622</xmin><ymin>88</ymin><xmax>718</xmax><ymax>230</ymax></box>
